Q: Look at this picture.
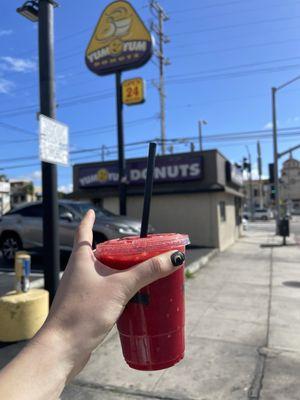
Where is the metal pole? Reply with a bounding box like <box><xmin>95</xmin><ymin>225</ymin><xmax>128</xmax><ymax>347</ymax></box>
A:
<box><xmin>272</xmin><ymin>87</ymin><xmax>280</xmax><ymax>233</ymax></box>
<box><xmin>257</xmin><ymin>141</ymin><xmax>263</xmax><ymax>208</ymax></box>
<box><xmin>246</xmin><ymin>146</ymin><xmax>254</xmax><ymax>221</ymax></box>
<box><xmin>38</xmin><ymin>0</ymin><xmax>59</xmax><ymax>303</ymax></box>
<box><xmin>198</xmin><ymin>121</ymin><xmax>203</xmax><ymax>151</ymax></box>
<box><xmin>115</xmin><ymin>71</ymin><xmax>126</xmax><ymax>215</ymax></box>
<box><xmin>249</xmin><ymin>154</ymin><xmax>254</xmax><ymax>222</ymax></box>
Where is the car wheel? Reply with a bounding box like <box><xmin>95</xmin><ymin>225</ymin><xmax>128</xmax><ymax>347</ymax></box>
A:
<box><xmin>1</xmin><ymin>233</ymin><xmax>23</xmax><ymax>262</ymax></box>
<box><xmin>92</xmin><ymin>233</ymin><xmax>108</xmax><ymax>249</ymax></box>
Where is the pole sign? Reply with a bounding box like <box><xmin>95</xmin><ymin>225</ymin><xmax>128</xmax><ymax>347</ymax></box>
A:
<box><xmin>122</xmin><ymin>77</ymin><xmax>145</xmax><ymax>105</ymax></box>
<box><xmin>39</xmin><ymin>115</ymin><xmax>69</xmax><ymax>166</ymax></box>
<box><xmin>77</xmin><ymin>154</ymin><xmax>203</xmax><ymax>188</ymax></box>
<box><xmin>85</xmin><ymin>1</ymin><xmax>153</xmax><ymax>75</ymax></box>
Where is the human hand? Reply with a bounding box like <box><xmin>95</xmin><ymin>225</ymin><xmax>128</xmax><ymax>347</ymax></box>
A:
<box><xmin>36</xmin><ymin>209</ymin><xmax>184</xmax><ymax>380</ymax></box>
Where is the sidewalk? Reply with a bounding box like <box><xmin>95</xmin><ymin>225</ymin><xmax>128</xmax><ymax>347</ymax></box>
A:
<box><xmin>62</xmin><ymin>228</ymin><xmax>300</xmax><ymax>400</ymax></box>
<box><xmin>0</xmin><ymin>227</ymin><xmax>299</xmax><ymax>399</ymax></box>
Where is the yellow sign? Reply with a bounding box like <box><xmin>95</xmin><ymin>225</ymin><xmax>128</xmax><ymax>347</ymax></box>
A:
<box><xmin>85</xmin><ymin>1</ymin><xmax>153</xmax><ymax>76</ymax></box>
<box><xmin>122</xmin><ymin>78</ymin><xmax>145</xmax><ymax>105</ymax></box>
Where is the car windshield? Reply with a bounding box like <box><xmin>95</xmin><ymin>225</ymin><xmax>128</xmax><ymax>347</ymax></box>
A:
<box><xmin>67</xmin><ymin>202</ymin><xmax>116</xmax><ymax>218</ymax></box>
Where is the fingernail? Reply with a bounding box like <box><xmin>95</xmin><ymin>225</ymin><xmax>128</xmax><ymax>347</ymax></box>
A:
<box><xmin>171</xmin><ymin>251</ymin><xmax>185</xmax><ymax>267</ymax></box>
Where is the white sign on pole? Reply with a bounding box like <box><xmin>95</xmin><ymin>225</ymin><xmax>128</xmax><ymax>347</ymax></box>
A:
<box><xmin>39</xmin><ymin>114</ymin><xmax>69</xmax><ymax>166</ymax></box>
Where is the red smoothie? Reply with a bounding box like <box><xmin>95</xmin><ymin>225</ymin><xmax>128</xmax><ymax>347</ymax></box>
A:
<box><xmin>95</xmin><ymin>233</ymin><xmax>190</xmax><ymax>371</ymax></box>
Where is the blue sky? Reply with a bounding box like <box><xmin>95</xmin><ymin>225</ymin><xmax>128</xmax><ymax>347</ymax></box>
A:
<box><xmin>1</xmin><ymin>0</ymin><xmax>300</xmax><ymax>192</ymax></box>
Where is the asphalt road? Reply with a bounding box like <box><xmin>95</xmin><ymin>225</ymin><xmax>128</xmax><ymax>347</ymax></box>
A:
<box><xmin>248</xmin><ymin>216</ymin><xmax>300</xmax><ymax>237</ymax></box>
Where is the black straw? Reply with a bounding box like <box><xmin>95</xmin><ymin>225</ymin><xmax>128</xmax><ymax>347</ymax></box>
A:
<box><xmin>140</xmin><ymin>142</ymin><xmax>157</xmax><ymax>238</ymax></box>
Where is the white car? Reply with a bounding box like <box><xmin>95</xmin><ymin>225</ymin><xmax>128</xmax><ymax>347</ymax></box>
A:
<box><xmin>243</xmin><ymin>209</ymin><xmax>273</xmax><ymax>221</ymax></box>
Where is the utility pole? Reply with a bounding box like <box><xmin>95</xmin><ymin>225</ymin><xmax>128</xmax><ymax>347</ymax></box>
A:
<box><xmin>150</xmin><ymin>0</ymin><xmax>170</xmax><ymax>155</ymax></box>
<box><xmin>198</xmin><ymin>120</ymin><xmax>207</xmax><ymax>151</ymax></box>
<box><xmin>272</xmin><ymin>87</ymin><xmax>280</xmax><ymax>231</ymax></box>
<box><xmin>257</xmin><ymin>141</ymin><xmax>263</xmax><ymax>208</ymax></box>
<box><xmin>38</xmin><ymin>0</ymin><xmax>59</xmax><ymax>303</ymax></box>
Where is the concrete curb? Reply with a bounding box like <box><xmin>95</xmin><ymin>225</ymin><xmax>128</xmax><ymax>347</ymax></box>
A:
<box><xmin>185</xmin><ymin>248</ymin><xmax>219</xmax><ymax>277</ymax></box>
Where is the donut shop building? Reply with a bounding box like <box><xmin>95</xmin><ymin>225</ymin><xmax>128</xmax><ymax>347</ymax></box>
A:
<box><xmin>72</xmin><ymin>150</ymin><xmax>243</xmax><ymax>251</ymax></box>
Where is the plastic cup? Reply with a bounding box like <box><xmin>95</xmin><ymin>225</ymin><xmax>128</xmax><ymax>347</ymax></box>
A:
<box><xmin>95</xmin><ymin>233</ymin><xmax>190</xmax><ymax>371</ymax></box>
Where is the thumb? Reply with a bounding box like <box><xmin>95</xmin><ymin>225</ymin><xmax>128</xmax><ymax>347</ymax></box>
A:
<box><xmin>123</xmin><ymin>250</ymin><xmax>185</xmax><ymax>294</ymax></box>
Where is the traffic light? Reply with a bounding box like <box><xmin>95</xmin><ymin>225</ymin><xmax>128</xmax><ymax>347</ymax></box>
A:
<box><xmin>270</xmin><ymin>184</ymin><xmax>276</xmax><ymax>200</ymax></box>
<box><xmin>243</xmin><ymin>158</ymin><xmax>251</xmax><ymax>172</ymax></box>
<box><xmin>269</xmin><ymin>163</ymin><xmax>274</xmax><ymax>183</ymax></box>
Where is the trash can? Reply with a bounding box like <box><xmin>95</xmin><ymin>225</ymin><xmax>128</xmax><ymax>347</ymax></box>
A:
<box><xmin>279</xmin><ymin>218</ymin><xmax>289</xmax><ymax>238</ymax></box>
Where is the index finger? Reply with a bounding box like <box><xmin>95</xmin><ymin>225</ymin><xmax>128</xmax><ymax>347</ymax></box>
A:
<box><xmin>73</xmin><ymin>209</ymin><xmax>96</xmax><ymax>250</ymax></box>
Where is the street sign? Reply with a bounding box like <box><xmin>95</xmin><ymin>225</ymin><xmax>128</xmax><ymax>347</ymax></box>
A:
<box><xmin>85</xmin><ymin>1</ymin><xmax>153</xmax><ymax>76</ymax></box>
<box><xmin>122</xmin><ymin>77</ymin><xmax>145</xmax><ymax>105</ymax></box>
<box><xmin>39</xmin><ymin>114</ymin><xmax>69</xmax><ymax>166</ymax></box>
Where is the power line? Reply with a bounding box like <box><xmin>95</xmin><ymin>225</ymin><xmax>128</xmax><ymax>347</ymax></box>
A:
<box><xmin>1</xmin><ymin>127</ymin><xmax>300</xmax><ymax>167</ymax></box>
<box><xmin>171</xmin><ymin>1</ymin><xmax>300</xmax><ymax>20</ymax></box>
<box><xmin>172</xmin><ymin>15</ymin><xmax>300</xmax><ymax>37</ymax></box>
<box><xmin>171</xmin><ymin>37</ymin><xmax>300</xmax><ymax>59</ymax></box>
<box><xmin>2</xmin><ymin>55</ymin><xmax>300</xmax><ymax>120</ymax></box>
<box><xmin>170</xmin><ymin>0</ymin><xmax>244</xmax><ymax>14</ymax></box>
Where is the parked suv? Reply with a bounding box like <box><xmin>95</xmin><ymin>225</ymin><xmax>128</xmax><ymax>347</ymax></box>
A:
<box><xmin>0</xmin><ymin>200</ymin><xmax>154</xmax><ymax>261</ymax></box>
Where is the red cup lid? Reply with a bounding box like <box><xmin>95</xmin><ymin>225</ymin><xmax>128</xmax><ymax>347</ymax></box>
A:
<box><xmin>95</xmin><ymin>233</ymin><xmax>190</xmax><ymax>258</ymax></box>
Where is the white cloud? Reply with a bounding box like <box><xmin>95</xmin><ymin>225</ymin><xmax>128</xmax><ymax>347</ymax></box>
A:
<box><xmin>243</xmin><ymin>165</ymin><xmax>268</xmax><ymax>181</ymax></box>
<box><xmin>263</xmin><ymin>122</ymin><xmax>273</xmax><ymax>129</ymax></box>
<box><xmin>0</xmin><ymin>78</ymin><xmax>14</xmax><ymax>93</ymax></box>
<box><xmin>14</xmin><ymin>170</ymin><xmax>41</xmax><ymax>183</ymax></box>
<box><xmin>286</xmin><ymin>116</ymin><xmax>300</xmax><ymax>125</ymax></box>
<box><xmin>0</xmin><ymin>29</ymin><xmax>13</xmax><ymax>37</ymax></box>
<box><xmin>58</xmin><ymin>183</ymin><xmax>73</xmax><ymax>194</ymax></box>
<box><xmin>31</xmin><ymin>170</ymin><xmax>41</xmax><ymax>180</ymax></box>
<box><xmin>1</xmin><ymin>56</ymin><xmax>36</xmax><ymax>73</ymax></box>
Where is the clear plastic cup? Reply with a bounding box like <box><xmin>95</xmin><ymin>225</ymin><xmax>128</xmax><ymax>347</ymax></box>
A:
<box><xmin>95</xmin><ymin>233</ymin><xmax>190</xmax><ymax>370</ymax></box>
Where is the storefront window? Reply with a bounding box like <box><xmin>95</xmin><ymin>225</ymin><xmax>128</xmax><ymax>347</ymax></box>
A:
<box><xmin>220</xmin><ymin>201</ymin><xmax>226</xmax><ymax>222</ymax></box>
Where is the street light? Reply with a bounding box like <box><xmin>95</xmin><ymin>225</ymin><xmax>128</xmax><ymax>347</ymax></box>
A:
<box><xmin>271</xmin><ymin>74</ymin><xmax>300</xmax><ymax>233</ymax></box>
<box><xmin>17</xmin><ymin>1</ymin><xmax>39</xmax><ymax>22</ymax></box>
<box><xmin>16</xmin><ymin>0</ymin><xmax>58</xmax><ymax>21</ymax></box>
<box><xmin>17</xmin><ymin>0</ymin><xmax>60</xmax><ymax>304</ymax></box>
<box><xmin>198</xmin><ymin>119</ymin><xmax>207</xmax><ymax>151</ymax></box>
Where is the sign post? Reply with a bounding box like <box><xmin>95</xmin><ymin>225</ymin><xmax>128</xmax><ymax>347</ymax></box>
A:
<box><xmin>38</xmin><ymin>0</ymin><xmax>60</xmax><ymax>304</ymax></box>
<box><xmin>85</xmin><ymin>0</ymin><xmax>153</xmax><ymax>215</ymax></box>
<box><xmin>115</xmin><ymin>71</ymin><xmax>126</xmax><ymax>215</ymax></box>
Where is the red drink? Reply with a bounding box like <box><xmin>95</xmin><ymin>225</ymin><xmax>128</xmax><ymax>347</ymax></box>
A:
<box><xmin>95</xmin><ymin>233</ymin><xmax>190</xmax><ymax>371</ymax></box>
